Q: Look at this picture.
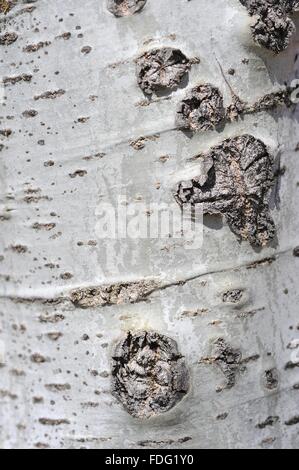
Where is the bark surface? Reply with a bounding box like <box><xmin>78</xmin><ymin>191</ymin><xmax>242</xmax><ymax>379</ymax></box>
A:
<box><xmin>0</xmin><ymin>0</ymin><xmax>299</xmax><ymax>449</ymax></box>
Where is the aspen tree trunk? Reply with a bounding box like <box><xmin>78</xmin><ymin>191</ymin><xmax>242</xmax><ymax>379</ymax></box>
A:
<box><xmin>0</xmin><ymin>0</ymin><xmax>299</xmax><ymax>449</ymax></box>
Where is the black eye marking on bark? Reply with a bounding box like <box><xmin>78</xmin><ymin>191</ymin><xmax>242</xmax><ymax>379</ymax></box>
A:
<box><xmin>174</xmin><ymin>135</ymin><xmax>276</xmax><ymax>247</ymax></box>
<box><xmin>136</xmin><ymin>48</ymin><xmax>192</xmax><ymax>96</ymax></box>
<box><xmin>176</xmin><ymin>84</ymin><xmax>225</xmax><ymax>132</ymax></box>
<box><xmin>239</xmin><ymin>0</ymin><xmax>299</xmax><ymax>53</ymax></box>
<box><xmin>111</xmin><ymin>331</ymin><xmax>190</xmax><ymax>418</ymax></box>
<box><xmin>107</xmin><ymin>0</ymin><xmax>147</xmax><ymax>17</ymax></box>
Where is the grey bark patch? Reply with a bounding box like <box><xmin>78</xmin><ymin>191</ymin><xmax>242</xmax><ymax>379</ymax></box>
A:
<box><xmin>174</xmin><ymin>135</ymin><xmax>276</xmax><ymax>247</ymax></box>
<box><xmin>239</xmin><ymin>0</ymin><xmax>297</xmax><ymax>53</ymax></box>
<box><xmin>136</xmin><ymin>48</ymin><xmax>191</xmax><ymax>96</ymax></box>
<box><xmin>70</xmin><ymin>280</ymin><xmax>159</xmax><ymax>308</ymax></box>
<box><xmin>111</xmin><ymin>331</ymin><xmax>189</xmax><ymax>418</ymax></box>
<box><xmin>107</xmin><ymin>0</ymin><xmax>147</xmax><ymax>17</ymax></box>
<box><xmin>176</xmin><ymin>84</ymin><xmax>225</xmax><ymax>132</ymax></box>
<box><xmin>0</xmin><ymin>32</ymin><xmax>18</xmax><ymax>45</ymax></box>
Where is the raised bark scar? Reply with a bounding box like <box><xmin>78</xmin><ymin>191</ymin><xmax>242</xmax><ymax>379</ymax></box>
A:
<box><xmin>136</xmin><ymin>48</ymin><xmax>192</xmax><ymax>96</ymax></box>
<box><xmin>176</xmin><ymin>84</ymin><xmax>225</xmax><ymax>131</ymax></box>
<box><xmin>239</xmin><ymin>0</ymin><xmax>299</xmax><ymax>53</ymax></box>
<box><xmin>174</xmin><ymin>135</ymin><xmax>276</xmax><ymax>246</ymax></box>
<box><xmin>112</xmin><ymin>331</ymin><xmax>189</xmax><ymax>418</ymax></box>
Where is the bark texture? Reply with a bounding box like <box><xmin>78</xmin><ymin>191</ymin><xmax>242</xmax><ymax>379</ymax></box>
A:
<box><xmin>0</xmin><ymin>0</ymin><xmax>299</xmax><ymax>449</ymax></box>
<box><xmin>174</xmin><ymin>135</ymin><xmax>276</xmax><ymax>246</ymax></box>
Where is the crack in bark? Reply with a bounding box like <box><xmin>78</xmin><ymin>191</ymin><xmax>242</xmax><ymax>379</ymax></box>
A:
<box><xmin>0</xmin><ymin>248</ymin><xmax>293</xmax><ymax>307</ymax></box>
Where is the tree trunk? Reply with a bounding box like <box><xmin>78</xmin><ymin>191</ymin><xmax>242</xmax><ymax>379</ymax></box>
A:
<box><xmin>1</xmin><ymin>0</ymin><xmax>299</xmax><ymax>450</ymax></box>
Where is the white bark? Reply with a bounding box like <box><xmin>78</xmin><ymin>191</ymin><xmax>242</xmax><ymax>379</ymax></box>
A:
<box><xmin>0</xmin><ymin>0</ymin><xmax>299</xmax><ymax>449</ymax></box>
